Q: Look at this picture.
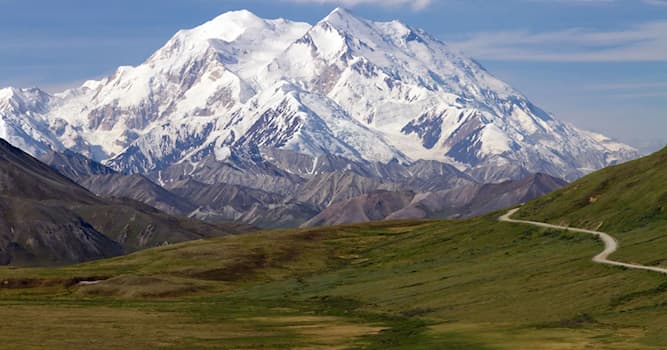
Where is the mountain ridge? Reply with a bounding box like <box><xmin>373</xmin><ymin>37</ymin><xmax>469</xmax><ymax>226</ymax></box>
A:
<box><xmin>39</xmin><ymin>148</ymin><xmax>564</xmax><ymax>228</ymax></box>
<box><xmin>302</xmin><ymin>172</ymin><xmax>566</xmax><ymax>227</ymax></box>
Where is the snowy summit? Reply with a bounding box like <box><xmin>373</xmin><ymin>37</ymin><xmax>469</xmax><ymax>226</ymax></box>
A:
<box><xmin>0</xmin><ymin>8</ymin><xmax>637</xmax><ymax>182</ymax></box>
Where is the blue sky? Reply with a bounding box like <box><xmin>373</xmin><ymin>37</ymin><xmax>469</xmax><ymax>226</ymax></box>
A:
<box><xmin>1</xmin><ymin>0</ymin><xmax>665</xmax><ymax>152</ymax></box>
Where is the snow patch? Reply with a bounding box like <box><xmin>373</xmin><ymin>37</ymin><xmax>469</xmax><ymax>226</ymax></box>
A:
<box><xmin>214</xmin><ymin>146</ymin><xmax>231</xmax><ymax>161</ymax></box>
<box><xmin>479</xmin><ymin>123</ymin><xmax>512</xmax><ymax>155</ymax></box>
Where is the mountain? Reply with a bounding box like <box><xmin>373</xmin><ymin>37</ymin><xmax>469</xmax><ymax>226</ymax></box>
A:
<box><xmin>40</xmin><ymin>149</ymin><xmax>321</xmax><ymax>227</ymax></box>
<box><xmin>0</xmin><ymin>139</ymin><xmax>119</xmax><ymax>265</ymax></box>
<box><xmin>40</xmin><ymin>150</ymin><xmax>197</xmax><ymax>217</ymax></box>
<box><xmin>41</xmin><ymin>148</ymin><xmax>565</xmax><ymax>228</ymax></box>
<box><xmin>460</xmin><ymin>173</ymin><xmax>567</xmax><ymax>215</ymax></box>
<box><xmin>0</xmin><ymin>139</ymin><xmax>97</xmax><ymax>203</ymax></box>
<box><xmin>387</xmin><ymin>173</ymin><xmax>567</xmax><ymax>220</ymax></box>
<box><xmin>303</xmin><ymin>173</ymin><xmax>565</xmax><ymax>226</ymax></box>
<box><xmin>78</xmin><ymin>174</ymin><xmax>196</xmax><ymax>216</ymax></box>
<box><xmin>0</xmin><ymin>139</ymin><xmax>250</xmax><ymax>266</ymax></box>
<box><xmin>0</xmin><ymin>8</ymin><xmax>636</xmax><ymax>187</ymax></box>
<box><xmin>165</xmin><ymin>178</ymin><xmax>318</xmax><ymax>228</ymax></box>
<box><xmin>0</xmin><ymin>87</ymin><xmax>56</xmax><ymax>156</ymax></box>
<box><xmin>301</xmin><ymin>190</ymin><xmax>416</xmax><ymax>227</ymax></box>
<box><xmin>40</xmin><ymin>149</ymin><xmax>117</xmax><ymax>181</ymax></box>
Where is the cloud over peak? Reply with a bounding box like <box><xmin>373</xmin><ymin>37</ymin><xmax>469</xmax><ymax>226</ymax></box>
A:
<box><xmin>450</xmin><ymin>21</ymin><xmax>667</xmax><ymax>62</ymax></box>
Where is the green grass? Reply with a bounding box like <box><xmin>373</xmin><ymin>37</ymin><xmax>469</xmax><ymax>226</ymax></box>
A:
<box><xmin>517</xmin><ymin>146</ymin><xmax>667</xmax><ymax>267</ymax></box>
<box><xmin>2</xmin><ymin>213</ymin><xmax>667</xmax><ymax>349</ymax></box>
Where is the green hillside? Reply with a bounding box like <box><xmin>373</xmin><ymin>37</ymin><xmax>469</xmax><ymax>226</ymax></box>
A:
<box><xmin>517</xmin><ymin>146</ymin><xmax>667</xmax><ymax>266</ymax></box>
<box><xmin>2</xmin><ymin>212</ymin><xmax>667</xmax><ymax>349</ymax></box>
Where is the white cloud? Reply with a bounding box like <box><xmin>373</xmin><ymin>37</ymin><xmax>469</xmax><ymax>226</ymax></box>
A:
<box><xmin>533</xmin><ymin>0</ymin><xmax>667</xmax><ymax>4</ymax></box>
<box><xmin>281</xmin><ymin>0</ymin><xmax>433</xmax><ymax>11</ymax></box>
<box><xmin>449</xmin><ymin>21</ymin><xmax>667</xmax><ymax>62</ymax></box>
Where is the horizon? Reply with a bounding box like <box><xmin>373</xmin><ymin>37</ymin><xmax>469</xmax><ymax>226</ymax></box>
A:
<box><xmin>1</xmin><ymin>0</ymin><xmax>665</xmax><ymax>153</ymax></box>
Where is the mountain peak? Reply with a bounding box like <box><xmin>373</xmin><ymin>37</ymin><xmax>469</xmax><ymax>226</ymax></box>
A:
<box><xmin>321</xmin><ymin>7</ymin><xmax>365</xmax><ymax>27</ymax></box>
<box><xmin>189</xmin><ymin>9</ymin><xmax>268</xmax><ymax>43</ymax></box>
<box><xmin>210</xmin><ymin>9</ymin><xmax>262</xmax><ymax>25</ymax></box>
<box><xmin>0</xmin><ymin>87</ymin><xmax>49</xmax><ymax>110</ymax></box>
<box><xmin>327</xmin><ymin>7</ymin><xmax>354</xmax><ymax>17</ymax></box>
<box><xmin>0</xmin><ymin>87</ymin><xmax>19</xmax><ymax>100</ymax></box>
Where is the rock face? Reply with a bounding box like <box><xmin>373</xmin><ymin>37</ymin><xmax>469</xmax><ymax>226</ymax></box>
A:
<box><xmin>0</xmin><ymin>139</ymin><xmax>250</xmax><ymax>266</ymax></box>
<box><xmin>0</xmin><ymin>8</ymin><xmax>636</xmax><ymax>185</ymax></box>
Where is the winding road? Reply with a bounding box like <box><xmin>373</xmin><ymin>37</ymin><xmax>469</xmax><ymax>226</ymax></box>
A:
<box><xmin>500</xmin><ymin>208</ymin><xmax>667</xmax><ymax>275</ymax></box>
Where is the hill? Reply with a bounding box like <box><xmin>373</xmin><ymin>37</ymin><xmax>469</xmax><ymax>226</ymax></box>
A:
<box><xmin>516</xmin><ymin>146</ymin><xmax>667</xmax><ymax>266</ymax></box>
<box><xmin>0</xmin><ymin>139</ymin><xmax>98</xmax><ymax>202</ymax></box>
<box><xmin>0</xmin><ymin>139</ymin><xmax>250</xmax><ymax>266</ymax></box>
<box><xmin>303</xmin><ymin>173</ymin><xmax>565</xmax><ymax>226</ymax></box>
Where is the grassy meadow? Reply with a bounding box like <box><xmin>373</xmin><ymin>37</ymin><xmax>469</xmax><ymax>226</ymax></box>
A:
<box><xmin>2</xmin><ymin>212</ymin><xmax>667</xmax><ymax>349</ymax></box>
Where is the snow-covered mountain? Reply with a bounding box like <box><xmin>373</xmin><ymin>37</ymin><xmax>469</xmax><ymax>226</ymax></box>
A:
<box><xmin>0</xmin><ymin>8</ymin><xmax>638</xmax><ymax>183</ymax></box>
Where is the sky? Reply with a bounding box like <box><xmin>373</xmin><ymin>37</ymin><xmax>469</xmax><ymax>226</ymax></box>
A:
<box><xmin>0</xmin><ymin>0</ymin><xmax>665</xmax><ymax>152</ymax></box>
